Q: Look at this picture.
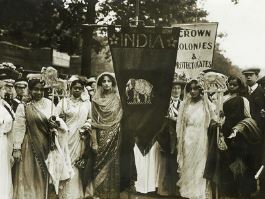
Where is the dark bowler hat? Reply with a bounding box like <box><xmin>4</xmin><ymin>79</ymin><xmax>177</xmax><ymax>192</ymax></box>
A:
<box><xmin>242</xmin><ymin>67</ymin><xmax>261</xmax><ymax>75</ymax></box>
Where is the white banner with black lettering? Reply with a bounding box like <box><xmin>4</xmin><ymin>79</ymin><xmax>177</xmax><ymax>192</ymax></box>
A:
<box><xmin>173</xmin><ymin>22</ymin><xmax>218</xmax><ymax>79</ymax></box>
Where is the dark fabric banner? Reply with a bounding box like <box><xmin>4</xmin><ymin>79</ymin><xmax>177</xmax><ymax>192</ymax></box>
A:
<box><xmin>108</xmin><ymin>26</ymin><xmax>180</xmax><ymax>155</ymax></box>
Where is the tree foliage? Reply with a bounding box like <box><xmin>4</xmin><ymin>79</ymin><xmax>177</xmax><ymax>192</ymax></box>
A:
<box><xmin>0</xmin><ymin>0</ymin><xmax>88</xmax><ymax>54</ymax></box>
<box><xmin>213</xmin><ymin>43</ymin><xmax>242</xmax><ymax>78</ymax></box>
<box><xmin>97</xmin><ymin>0</ymin><xmax>207</xmax><ymax>26</ymax></box>
<box><xmin>0</xmin><ymin>0</ymin><xmax>208</xmax><ymax>54</ymax></box>
<box><xmin>0</xmin><ymin>0</ymin><xmax>240</xmax><ymax>76</ymax></box>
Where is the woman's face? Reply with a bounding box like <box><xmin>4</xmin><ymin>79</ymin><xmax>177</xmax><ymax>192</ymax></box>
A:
<box><xmin>0</xmin><ymin>86</ymin><xmax>6</xmax><ymax>98</ymax></box>
<box><xmin>30</xmin><ymin>83</ymin><xmax>44</xmax><ymax>101</ymax></box>
<box><xmin>228</xmin><ymin>79</ymin><xmax>239</xmax><ymax>94</ymax></box>
<box><xmin>189</xmin><ymin>83</ymin><xmax>201</xmax><ymax>100</ymax></box>
<box><xmin>102</xmin><ymin>75</ymin><xmax>112</xmax><ymax>91</ymax></box>
<box><xmin>71</xmin><ymin>83</ymin><xmax>83</xmax><ymax>98</ymax></box>
<box><xmin>171</xmin><ymin>84</ymin><xmax>182</xmax><ymax>98</ymax></box>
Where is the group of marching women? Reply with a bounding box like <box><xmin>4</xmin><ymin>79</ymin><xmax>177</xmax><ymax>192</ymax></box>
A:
<box><xmin>0</xmin><ymin>64</ymin><xmax>121</xmax><ymax>199</ymax></box>
<box><xmin>132</xmin><ymin>67</ymin><xmax>265</xmax><ymax>199</ymax></box>
<box><xmin>158</xmin><ymin>67</ymin><xmax>265</xmax><ymax>199</ymax></box>
<box><xmin>1</xmin><ymin>62</ymin><xmax>265</xmax><ymax>199</ymax></box>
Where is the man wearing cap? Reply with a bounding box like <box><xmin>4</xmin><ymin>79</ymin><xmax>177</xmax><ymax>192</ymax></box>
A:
<box><xmin>2</xmin><ymin>79</ymin><xmax>16</xmax><ymax>109</ymax></box>
<box><xmin>242</xmin><ymin>67</ymin><xmax>265</xmax><ymax>130</ymax></box>
<box><xmin>242</xmin><ymin>67</ymin><xmax>265</xmax><ymax>198</ymax></box>
<box><xmin>13</xmin><ymin>81</ymin><xmax>28</xmax><ymax>112</ymax></box>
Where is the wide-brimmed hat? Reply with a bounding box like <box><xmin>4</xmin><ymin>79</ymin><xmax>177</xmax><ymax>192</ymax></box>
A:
<box><xmin>0</xmin><ymin>64</ymin><xmax>20</xmax><ymax>82</ymax></box>
<box><xmin>173</xmin><ymin>73</ymin><xmax>188</xmax><ymax>86</ymax></box>
<box><xmin>172</xmin><ymin>79</ymin><xmax>186</xmax><ymax>85</ymax></box>
<box><xmin>27</xmin><ymin>73</ymin><xmax>42</xmax><ymax>81</ymax></box>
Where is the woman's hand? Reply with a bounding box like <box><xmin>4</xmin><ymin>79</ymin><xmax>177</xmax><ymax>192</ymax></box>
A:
<box><xmin>91</xmin><ymin>141</ymin><xmax>99</xmax><ymax>153</ymax></box>
<box><xmin>90</xmin><ymin>129</ymin><xmax>98</xmax><ymax>153</ymax></box>
<box><xmin>13</xmin><ymin>149</ymin><xmax>22</xmax><ymax>162</ymax></box>
<box><xmin>48</xmin><ymin>116</ymin><xmax>60</xmax><ymax>129</ymax></box>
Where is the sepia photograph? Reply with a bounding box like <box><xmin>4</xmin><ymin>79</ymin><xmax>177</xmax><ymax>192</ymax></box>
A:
<box><xmin>0</xmin><ymin>0</ymin><xmax>265</xmax><ymax>198</ymax></box>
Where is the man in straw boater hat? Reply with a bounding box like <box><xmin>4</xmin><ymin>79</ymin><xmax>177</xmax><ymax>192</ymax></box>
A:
<box><xmin>242</xmin><ymin>67</ymin><xmax>265</xmax><ymax>198</ymax></box>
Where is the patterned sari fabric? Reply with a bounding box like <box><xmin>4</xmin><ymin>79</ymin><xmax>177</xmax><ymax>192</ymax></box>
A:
<box><xmin>92</xmin><ymin>72</ymin><xmax>123</xmax><ymax>199</ymax></box>
<box><xmin>94</xmin><ymin>123</ymin><xmax>121</xmax><ymax>199</ymax></box>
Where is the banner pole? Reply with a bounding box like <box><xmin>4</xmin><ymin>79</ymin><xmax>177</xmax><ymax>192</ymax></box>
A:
<box><xmin>136</xmin><ymin>0</ymin><xmax>140</xmax><ymax>26</ymax></box>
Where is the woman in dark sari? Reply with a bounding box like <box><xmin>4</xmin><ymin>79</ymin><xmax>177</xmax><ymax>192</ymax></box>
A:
<box><xmin>205</xmin><ymin>76</ymin><xmax>261</xmax><ymax>199</ymax></box>
<box><xmin>92</xmin><ymin>72</ymin><xmax>123</xmax><ymax>199</ymax></box>
<box><xmin>12</xmin><ymin>78</ymin><xmax>72</xmax><ymax>199</ymax></box>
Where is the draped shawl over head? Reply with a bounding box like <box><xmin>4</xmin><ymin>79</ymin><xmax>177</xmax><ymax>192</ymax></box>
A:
<box><xmin>176</xmin><ymin>79</ymin><xmax>216</xmax><ymax>171</ymax></box>
<box><xmin>92</xmin><ymin>72</ymin><xmax>122</xmax><ymax>130</ymax></box>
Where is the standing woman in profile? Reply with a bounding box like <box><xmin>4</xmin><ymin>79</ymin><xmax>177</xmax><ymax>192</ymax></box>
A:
<box><xmin>92</xmin><ymin>72</ymin><xmax>123</xmax><ymax>199</ymax></box>
<box><xmin>0</xmin><ymin>80</ymin><xmax>14</xmax><ymax>199</ymax></box>
<box><xmin>177</xmin><ymin>79</ymin><xmax>216</xmax><ymax>199</ymax></box>
<box><xmin>12</xmin><ymin>78</ymin><xmax>72</xmax><ymax>199</ymax></box>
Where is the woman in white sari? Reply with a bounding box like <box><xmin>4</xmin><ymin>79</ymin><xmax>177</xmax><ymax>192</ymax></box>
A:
<box><xmin>177</xmin><ymin>79</ymin><xmax>216</xmax><ymax>199</ymax></box>
<box><xmin>0</xmin><ymin>80</ymin><xmax>14</xmax><ymax>199</ymax></box>
<box><xmin>57</xmin><ymin>78</ymin><xmax>92</xmax><ymax>199</ymax></box>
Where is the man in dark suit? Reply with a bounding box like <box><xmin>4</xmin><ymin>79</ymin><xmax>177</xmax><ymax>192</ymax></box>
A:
<box><xmin>242</xmin><ymin>67</ymin><xmax>265</xmax><ymax>198</ymax></box>
<box><xmin>243</xmin><ymin>68</ymin><xmax>265</xmax><ymax>129</ymax></box>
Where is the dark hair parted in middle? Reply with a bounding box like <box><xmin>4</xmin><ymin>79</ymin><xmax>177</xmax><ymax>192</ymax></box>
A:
<box><xmin>185</xmin><ymin>79</ymin><xmax>203</xmax><ymax>94</ymax></box>
<box><xmin>227</xmin><ymin>75</ymin><xmax>247</xmax><ymax>96</ymax></box>
<box><xmin>28</xmin><ymin>79</ymin><xmax>45</xmax><ymax>91</ymax></box>
<box><xmin>70</xmin><ymin>79</ymin><xmax>85</xmax><ymax>89</ymax></box>
<box><xmin>97</xmin><ymin>73</ymin><xmax>116</xmax><ymax>87</ymax></box>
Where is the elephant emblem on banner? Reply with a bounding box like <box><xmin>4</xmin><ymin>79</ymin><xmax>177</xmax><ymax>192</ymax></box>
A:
<box><xmin>125</xmin><ymin>79</ymin><xmax>153</xmax><ymax>104</ymax></box>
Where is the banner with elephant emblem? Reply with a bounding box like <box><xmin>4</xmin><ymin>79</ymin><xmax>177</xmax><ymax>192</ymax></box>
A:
<box><xmin>108</xmin><ymin>26</ymin><xmax>181</xmax><ymax>154</ymax></box>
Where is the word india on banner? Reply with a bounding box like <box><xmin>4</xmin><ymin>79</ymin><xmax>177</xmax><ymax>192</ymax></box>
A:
<box><xmin>108</xmin><ymin>26</ymin><xmax>181</xmax><ymax>154</ymax></box>
<box><xmin>172</xmin><ymin>23</ymin><xmax>218</xmax><ymax>79</ymax></box>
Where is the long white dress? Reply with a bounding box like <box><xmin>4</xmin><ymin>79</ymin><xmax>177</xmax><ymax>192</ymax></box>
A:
<box><xmin>177</xmin><ymin>100</ymin><xmax>210</xmax><ymax>199</ymax></box>
<box><xmin>0</xmin><ymin>99</ymin><xmax>13</xmax><ymax>199</ymax></box>
<box><xmin>134</xmin><ymin>142</ymin><xmax>160</xmax><ymax>193</ymax></box>
<box><xmin>57</xmin><ymin>97</ymin><xmax>91</xmax><ymax>199</ymax></box>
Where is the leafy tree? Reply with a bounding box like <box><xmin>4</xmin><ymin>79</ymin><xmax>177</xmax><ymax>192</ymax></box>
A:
<box><xmin>0</xmin><ymin>0</ymin><xmax>239</xmax><ymax>77</ymax></box>
<box><xmin>213</xmin><ymin>43</ymin><xmax>242</xmax><ymax>78</ymax></box>
<box><xmin>0</xmin><ymin>0</ymin><xmax>208</xmax><ymax>54</ymax></box>
<box><xmin>97</xmin><ymin>0</ymin><xmax>207</xmax><ymax>26</ymax></box>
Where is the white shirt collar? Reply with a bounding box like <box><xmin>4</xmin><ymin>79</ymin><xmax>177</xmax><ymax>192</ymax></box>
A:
<box><xmin>171</xmin><ymin>96</ymin><xmax>180</xmax><ymax>102</ymax></box>
<box><xmin>249</xmin><ymin>83</ymin><xmax>258</xmax><ymax>93</ymax></box>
